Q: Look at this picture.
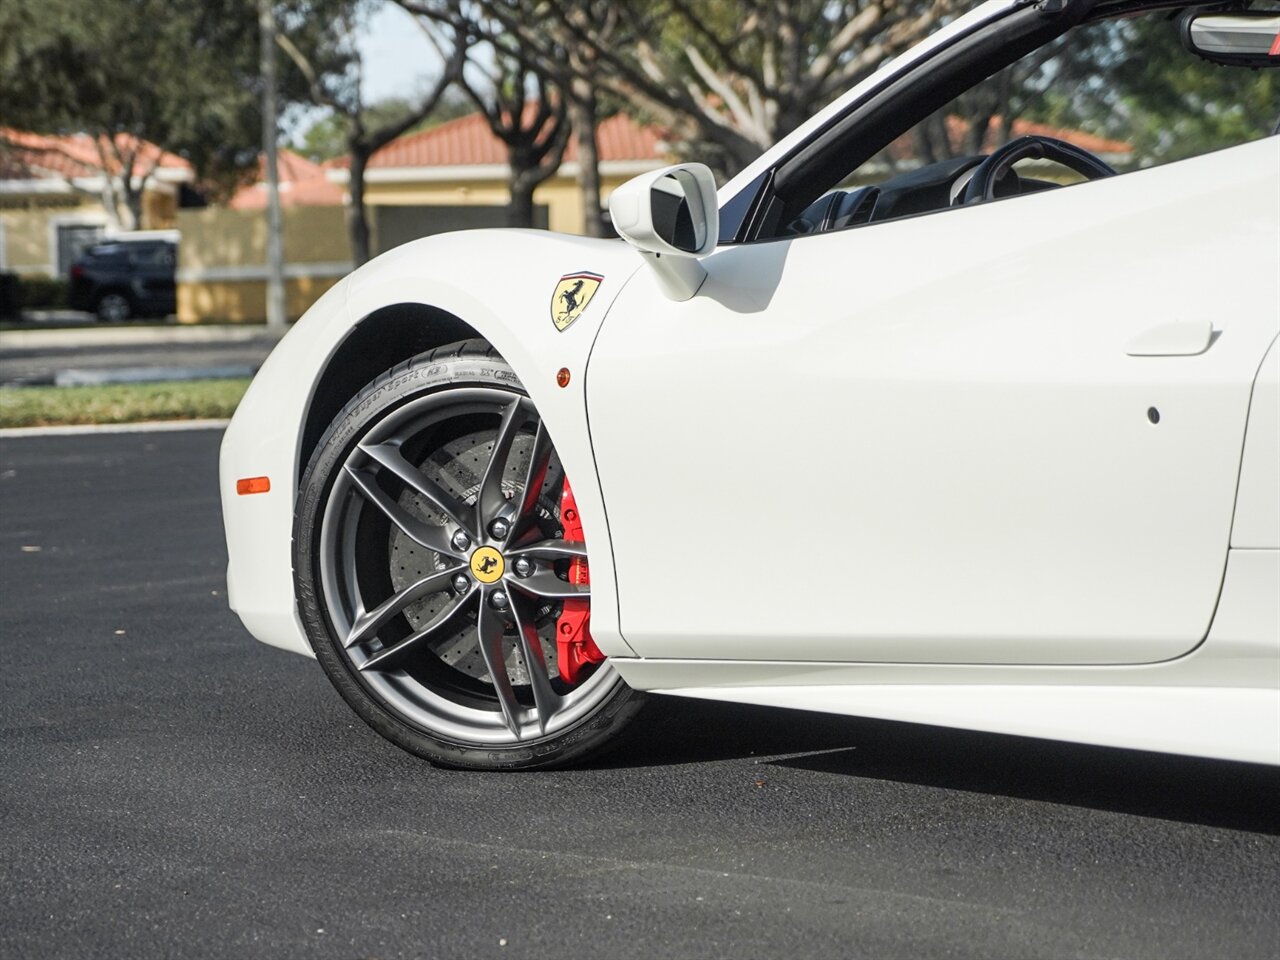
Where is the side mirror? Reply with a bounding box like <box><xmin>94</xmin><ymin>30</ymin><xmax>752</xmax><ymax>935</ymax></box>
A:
<box><xmin>1179</xmin><ymin>11</ymin><xmax>1280</xmax><ymax>68</ymax></box>
<box><xmin>609</xmin><ymin>163</ymin><xmax>719</xmax><ymax>301</ymax></box>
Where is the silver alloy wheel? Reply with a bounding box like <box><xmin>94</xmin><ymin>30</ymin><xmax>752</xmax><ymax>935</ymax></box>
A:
<box><xmin>316</xmin><ymin>385</ymin><xmax>616</xmax><ymax>746</ymax></box>
<box><xmin>96</xmin><ymin>293</ymin><xmax>131</xmax><ymax>323</ymax></box>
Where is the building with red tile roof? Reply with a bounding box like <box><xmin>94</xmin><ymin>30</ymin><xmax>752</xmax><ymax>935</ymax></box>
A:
<box><xmin>326</xmin><ymin>111</ymin><xmax>667</xmax><ymax>173</ymax></box>
<box><xmin>320</xmin><ymin>110</ymin><xmax>671</xmax><ymax>236</ymax></box>
<box><xmin>0</xmin><ymin>129</ymin><xmax>192</xmax><ymax>182</ymax></box>
<box><xmin>228</xmin><ymin>150</ymin><xmax>344</xmax><ymax>210</ymax></box>
<box><xmin>0</xmin><ymin>129</ymin><xmax>195</xmax><ymax>277</ymax></box>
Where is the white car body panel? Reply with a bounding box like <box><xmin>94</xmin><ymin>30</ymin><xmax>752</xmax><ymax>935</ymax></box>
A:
<box><xmin>220</xmin><ymin>231</ymin><xmax>643</xmax><ymax>657</ymax></box>
<box><xmin>1232</xmin><ymin>337</ymin><xmax>1280</xmax><ymax>548</ymax></box>
<box><xmin>219</xmin><ymin>0</ymin><xmax>1280</xmax><ymax>764</ymax></box>
<box><xmin>589</xmin><ymin>137</ymin><xmax>1280</xmax><ymax>664</ymax></box>
<box><xmin>609</xmin><ymin>547</ymin><xmax>1280</xmax><ymax>765</ymax></box>
<box><xmin>218</xmin><ymin>0</ymin><xmax>1041</xmax><ymax>660</ymax></box>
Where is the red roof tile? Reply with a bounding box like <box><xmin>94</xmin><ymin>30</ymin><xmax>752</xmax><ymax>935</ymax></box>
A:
<box><xmin>0</xmin><ymin>128</ymin><xmax>191</xmax><ymax>180</ymax></box>
<box><xmin>330</xmin><ymin>108</ymin><xmax>667</xmax><ymax>170</ymax></box>
<box><xmin>565</xmin><ymin>113</ymin><xmax>667</xmax><ymax>165</ymax></box>
<box><xmin>1007</xmin><ymin>119</ymin><xmax>1131</xmax><ymax>155</ymax></box>
<box><xmin>228</xmin><ymin>149</ymin><xmax>344</xmax><ymax>209</ymax></box>
<box><xmin>888</xmin><ymin>116</ymin><xmax>1131</xmax><ymax>161</ymax></box>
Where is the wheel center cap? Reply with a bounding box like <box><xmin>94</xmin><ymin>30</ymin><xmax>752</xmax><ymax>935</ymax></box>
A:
<box><xmin>469</xmin><ymin>546</ymin><xmax>505</xmax><ymax>584</ymax></box>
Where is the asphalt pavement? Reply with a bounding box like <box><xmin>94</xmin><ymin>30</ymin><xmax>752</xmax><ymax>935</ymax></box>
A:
<box><xmin>2</xmin><ymin>427</ymin><xmax>1278</xmax><ymax>959</ymax></box>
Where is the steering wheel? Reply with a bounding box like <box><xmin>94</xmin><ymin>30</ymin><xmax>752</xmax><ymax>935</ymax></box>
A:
<box><xmin>960</xmin><ymin>135</ymin><xmax>1116</xmax><ymax>205</ymax></box>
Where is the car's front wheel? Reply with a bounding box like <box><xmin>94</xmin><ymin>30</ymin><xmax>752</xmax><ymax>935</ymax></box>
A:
<box><xmin>94</xmin><ymin>291</ymin><xmax>133</xmax><ymax>323</ymax></box>
<box><xmin>294</xmin><ymin>340</ymin><xmax>644</xmax><ymax>769</ymax></box>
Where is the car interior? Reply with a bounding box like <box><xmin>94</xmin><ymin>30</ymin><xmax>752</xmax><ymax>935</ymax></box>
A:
<box><xmin>724</xmin><ymin>1</ymin><xmax>1280</xmax><ymax>244</ymax></box>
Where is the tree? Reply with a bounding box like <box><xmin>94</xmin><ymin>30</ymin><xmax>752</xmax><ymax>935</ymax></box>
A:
<box><xmin>1039</xmin><ymin>16</ymin><xmax>1279</xmax><ymax>166</ymax></box>
<box><xmin>456</xmin><ymin>38</ymin><xmax>571</xmax><ymax>228</ymax></box>
<box><xmin>274</xmin><ymin>0</ymin><xmax>465</xmax><ymax>264</ymax></box>
<box><xmin>908</xmin><ymin>40</ymin><xmax>1067</xmax><ymax>166</ymax></box>
<box><xmin>292</xmin><ymin>91</ymin><xmax>473</xmax><ymax>161</ymax></box>
<box><xmin>446</xmin><ymin>0</ymin><xmax>621</xmax><ymax>236</ymax></box>
<box><xmin>0</xmin><ymin>0</ymin><xmax>269</xmax><ymax>226</ymax></box>
<box><xmin>400</xmin><ymin>2</ymin><xmax>573</xmax><ymax>229</ymax></box>
<box><xmin>521</xmin><ymin>0</ymin><xmax>962</xmax><ymax>178</ymax></box>
<box><xmin>908</xmin><ymin>15</ymin><xmax>1280</xmax><ymax>169</ymax></box>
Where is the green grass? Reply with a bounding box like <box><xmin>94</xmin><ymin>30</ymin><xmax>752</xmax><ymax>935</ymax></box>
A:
<box><xmin>0</xmin><ymin>378</ymin><xmax>250</xmax><ymax>428</ymax></box>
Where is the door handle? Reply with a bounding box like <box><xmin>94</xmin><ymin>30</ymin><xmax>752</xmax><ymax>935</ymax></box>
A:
<box><xmin>1126</xmin><ymin>320</ymin><xmax>1214</xmax><ymax>357</ymax></box>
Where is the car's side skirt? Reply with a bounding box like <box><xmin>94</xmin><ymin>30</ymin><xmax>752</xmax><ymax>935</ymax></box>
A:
<box><xmin>610</xmin><ymin>548</ymin><xmax>1279</xmax><ymax>766</ymax></box>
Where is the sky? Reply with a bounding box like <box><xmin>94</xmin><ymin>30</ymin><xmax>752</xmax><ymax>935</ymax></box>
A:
<box><xmin>356</xmin><ymin>4</ymin><xmax>442</xmax><ymax>104</ymax></box>
<box><xmin>282</xmin><ymin>4</ymin><xmax>442</xmax><ymax>142</ymax></box>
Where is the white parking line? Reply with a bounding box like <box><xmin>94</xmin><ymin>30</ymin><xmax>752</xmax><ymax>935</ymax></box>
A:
<box><xmin>0</xmin><ymin>419</ymin><xmax>230</xmax><ymax>439</ymax></box>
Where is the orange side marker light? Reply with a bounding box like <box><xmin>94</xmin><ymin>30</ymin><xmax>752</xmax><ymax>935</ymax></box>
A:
<box><xmin>556</xmin><ymin>367</ymin><xmax>571</xmax><ymax>388</ymax></box>
<box><xmin>236</xmin><ymin>476</ymin><xmax>271</xmax><ymax>495</ymax></box>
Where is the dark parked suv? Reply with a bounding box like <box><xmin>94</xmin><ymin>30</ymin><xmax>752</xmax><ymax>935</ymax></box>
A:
<box><xmin>68</xmin><ymin>239</ymin><xmax>177</xmax><ymax>322</ymax></box>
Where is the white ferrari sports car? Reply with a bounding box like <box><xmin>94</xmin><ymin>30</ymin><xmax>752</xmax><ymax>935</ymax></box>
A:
<box><xmin>221</xmin><ymin>0</ymin><xmax>1280</xmax><ymax>770</ymax></box>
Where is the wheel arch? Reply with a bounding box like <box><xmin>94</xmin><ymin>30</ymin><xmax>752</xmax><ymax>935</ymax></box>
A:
<box><xmin>297</xmin><ymin>302</ymin><xmax>485</xmax><ymax>485</ymax></box>
<box><xmin>223</xmin><ymin>228</ymin><xmax>640</xmax><ymax>660</ymax></box>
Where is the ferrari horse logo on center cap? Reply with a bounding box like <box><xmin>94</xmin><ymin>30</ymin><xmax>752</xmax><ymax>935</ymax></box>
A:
<box><xmin>551</xmin><ymin>271</ymin><xmax>604</xmax><ymax>331</ymax></box>
<box><xmin>470</xmin><ymin>546</ymin><xmax>505</xmax><ymax>584</ymax></box>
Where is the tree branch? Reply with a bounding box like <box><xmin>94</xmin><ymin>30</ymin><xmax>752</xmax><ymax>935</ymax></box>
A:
<box><xmin>275</xmin><ymin>30</ymin><xmax>344</xmax><ymax>114</ymax></box>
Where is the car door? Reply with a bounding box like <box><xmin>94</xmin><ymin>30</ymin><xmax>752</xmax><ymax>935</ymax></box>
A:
<box><xmin>130</xmin><ymin>243</ymin><xmax>176</xmax><ymax>313</ymax></box>
<box><xmin>586</xmin><ymin>137</ymin><xmax>1279</xmax><ymax>665</ymax></box>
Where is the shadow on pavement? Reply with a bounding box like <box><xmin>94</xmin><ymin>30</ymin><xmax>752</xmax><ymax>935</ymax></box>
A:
<box><xmin>610</xmin><ymin>694</ymin><xmax>1280</xmax><ymax>835</ymax></box>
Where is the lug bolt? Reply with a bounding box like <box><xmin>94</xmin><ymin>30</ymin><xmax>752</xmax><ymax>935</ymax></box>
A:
<box><xmin>451</xmin><ymin>530</ymin><xmax>471</xmax><ymax>551</ymax></box>
<box><xmin>489</xmin><ymin>590</ymin><xmax>510</xmax><ymax>611</ymax></box>
<box><xmin>489</xmin><ymin>517</ymin><xmax>510</xmax><ymax>540</ymax></box>
<box><xmin>452</xmin><ymin>574</ymin><xmax>470</xmax><ymax>594</ymax></box>
<box><xmin>513</xmin><ymin>557</ymin><xmax>534</xmax><ymax>578</ymax></box>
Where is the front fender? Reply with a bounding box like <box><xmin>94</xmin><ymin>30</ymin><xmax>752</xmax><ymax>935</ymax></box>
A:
<box><xmin>220</xmin><ymin>228</ymin><xmax>643</xmax><ymax>657</ymax></box>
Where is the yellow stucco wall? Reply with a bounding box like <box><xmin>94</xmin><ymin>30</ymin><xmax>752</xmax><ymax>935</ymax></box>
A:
<box><xmin>0</xmin><ymin>210</ymin><xmax>59</xmax><ymax>272</ymax></box>
<box><xmin>362</xmin><ymin>171</ymin><xmax>635</xmax><ymax>235</ymax></box>
<box><xmin>142</xmin><ymin>190</ymin><xmax>177</xmax><ymax>229</ymax></box>
<box><xmin>175</xmin><ymin>206</ymin><xmax>350</xmax><ymax>323</ymax></box>
<box><xmin>1</xmin><ymin>198</ymin><xmax>104</xmax><ymax>275</ymax></box>
<box><xmin>177</xmin><ymin>206</ymin><xmax>349</xmax><ymax>269</ymax></box>
<box><xmin>177</xmin><ymin>275</ymin><xmax>341</xmax><ymax>324</ymax></box>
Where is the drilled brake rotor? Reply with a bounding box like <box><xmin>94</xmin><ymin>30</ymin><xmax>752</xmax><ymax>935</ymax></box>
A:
<box><xmin>387</xmin><ymin>430</ymin><xmax>563</xmax><ymax>684</ymax></box>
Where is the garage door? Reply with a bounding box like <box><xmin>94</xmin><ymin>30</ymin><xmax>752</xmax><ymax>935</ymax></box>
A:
<box><xmin>373</xmin><ymin>204</ymin><xmax>549</xmax><ymax>256</ymax></box>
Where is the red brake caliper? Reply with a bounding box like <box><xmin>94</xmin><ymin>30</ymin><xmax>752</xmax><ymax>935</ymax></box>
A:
<box><xmin>556</xmin><ymin>479</ymin><xmax>605</xmax><ymax>686</ymax></box>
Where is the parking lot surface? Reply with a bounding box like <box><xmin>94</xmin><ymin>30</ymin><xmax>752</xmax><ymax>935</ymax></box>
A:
<box><xmin>1</xmin><ymin>427</ymin><xmax>1277</xmax><ymax>959</ymax></box>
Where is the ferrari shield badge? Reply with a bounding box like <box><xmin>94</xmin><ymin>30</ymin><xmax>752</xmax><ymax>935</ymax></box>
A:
<box><xmin>551</xmin><ymin>271</ymin><xmax>604</xmax><ymax>332</ymax></box>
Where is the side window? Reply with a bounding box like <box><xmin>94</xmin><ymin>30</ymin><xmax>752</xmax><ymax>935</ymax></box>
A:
<box><xmin>129</xmin><ymin>244</ymin><xmax>176</xmax><ymax>268</ymax></box>
<box><xmin>756</xmin><ymin>12</ymin><xmax>1279</xmax><ymax>242</ymax></box>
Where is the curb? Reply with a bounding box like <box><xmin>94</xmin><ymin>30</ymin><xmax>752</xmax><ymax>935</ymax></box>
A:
<box><xmin>0</xmin><ymin>419</ymin><xmax>230</xmax><ymax>438</ymax></box>
<box><xmin>53</xmin><ymin>365</ymin><xmax>256</xmax><ymax>387</ymax></box>
<box><xmin>0</xmin><ymin>325</ymin><xmax>283</xmax><ymax>350</ymax></box>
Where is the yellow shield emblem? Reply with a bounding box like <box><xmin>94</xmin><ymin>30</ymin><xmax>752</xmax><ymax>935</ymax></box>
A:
<box><xmin>551</xmin><ymin>271</ymin><xmax>604</xmax><ymax>331</ymax></box>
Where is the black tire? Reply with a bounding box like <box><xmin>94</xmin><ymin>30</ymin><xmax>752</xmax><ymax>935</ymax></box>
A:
<box><xmin>94</xmin><ymin>291</ymin><xmax>133</xmax><ymax>323</ymax></box>
<box><xmin>294</xmin><ymin>340</ymin><xmax>645</xmax><ymax>770</ymax></box>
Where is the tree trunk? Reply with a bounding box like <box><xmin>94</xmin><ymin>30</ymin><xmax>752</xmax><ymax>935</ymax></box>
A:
<box><xmin>98</xmin><ymin>177</ymin><xmax>126</xmax><ymax>231</ymax></box>
<box><xmin>568</xmin><ymin>82</ymin><xmax>604</xmax><ymax>237</ymax></box>
<box><xmin>508</xmin><ymin>168</ymin><xmax>537</xmax><ymax>228</ymax></box>
<box><xmin>347</xmin><ymin>148</ymin><xmax>372</xmax><ymax>266</ymax></box>
<box><xmin>121</xmin><ymin>180</ymin><xmax>144</xmax><ymax>231</ymax></box>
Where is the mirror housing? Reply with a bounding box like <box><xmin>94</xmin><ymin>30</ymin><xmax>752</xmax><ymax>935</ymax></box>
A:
<box><xmin>609</xmin><ymin>163</ymin><xmax>719</xmax><ymax>301</ymax></box>
<box><xmin>1179</xmin><ymin>11</ymin><xmax>1280</xmax><ymax>68</ymax></box>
